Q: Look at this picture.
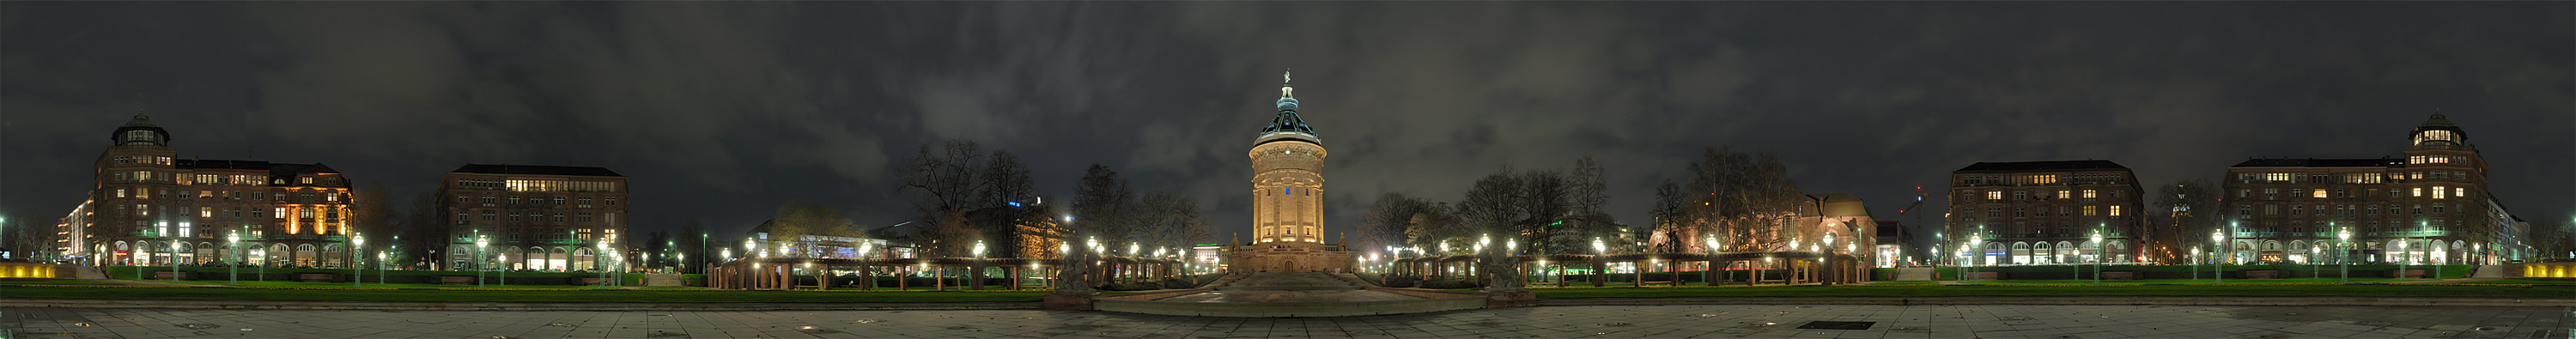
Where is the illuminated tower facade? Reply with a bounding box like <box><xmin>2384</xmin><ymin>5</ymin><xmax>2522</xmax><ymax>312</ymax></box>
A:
<box><xmin>1251</xmin><ymin>71</ymin><xmax>1326</xmax><ymax>245</ymax></box>
<box><xmin>1234</xmin><ymin>71</ymin><xmax>1350</xmax><ymax>273</ymax></box>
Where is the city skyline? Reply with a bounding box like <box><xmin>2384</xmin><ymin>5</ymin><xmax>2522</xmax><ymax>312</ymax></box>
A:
<box><xmin>3</xmin><ymin>3</ymin><xmax>2568</xmax><ymax>248</ymax></box>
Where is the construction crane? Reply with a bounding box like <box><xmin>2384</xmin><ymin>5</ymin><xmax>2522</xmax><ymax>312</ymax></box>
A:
<box><xmin>1895</xmin><ymin>186</ymin><xmax>1929</xmax><ymax>267</ymax></box>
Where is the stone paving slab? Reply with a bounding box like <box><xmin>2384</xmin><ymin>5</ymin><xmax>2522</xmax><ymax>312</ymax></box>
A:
<box><xmin>3</xmin><ymin>305</ymin><xmax>2567</xmax><ymax>338</ymax></box>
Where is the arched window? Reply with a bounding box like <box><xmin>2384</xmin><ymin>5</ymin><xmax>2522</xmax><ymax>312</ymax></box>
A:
<box><xmin>2010</xmin><ymin>242</ymin><xmax>2032</xmax><ymax>265</ymax></box>
<box><xmin>451</xmin><ymin>245</ymin><xmax>473</xmax><ymax>269</ymax></box>
<box><xmin>269</xmin><ymin>244</ymin><xmax>290</xmax><ymax>266</ymax></box>
<box><xmin>2056</xmin><ymin>241</ymin><xmax>2075</xmax><ymax>263</ymax></box>
<box><xmin>295</xmin><ymin>244</ymin><xmax>319</xmax><ymax>267</ymax></box>
<box><xmin>505</xmin><ymin>247</ymin><xmax>529</xmax><ymax>270</ymax></box>
<box><xmin>573</xmin><ymin>247</ymin><xmax>597</xmax><ymax>271</ymax></box>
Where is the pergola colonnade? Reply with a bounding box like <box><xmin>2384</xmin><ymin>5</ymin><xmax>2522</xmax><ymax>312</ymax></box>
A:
<box><xmin>707</xmin><ymin>256</ymin><xmax>1183</xmax><ymax>290</ymax></box>
<box><xmin>1388</xmin><ymin>251</ymin><xmax>1868</xmax><ymax>288</ymax></box>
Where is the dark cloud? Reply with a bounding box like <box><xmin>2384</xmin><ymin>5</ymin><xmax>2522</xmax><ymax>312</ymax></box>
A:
<box><xmin>3</xmin><ymin>3</ymin><xmax>2568</xmax><ymax>245</ymax></box>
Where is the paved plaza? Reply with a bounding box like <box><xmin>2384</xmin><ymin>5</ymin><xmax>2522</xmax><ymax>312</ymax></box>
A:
<box><xmin>3</xmin><ymin>305</ymin><xmax>2567</xmax><ymax>338</ymax></box>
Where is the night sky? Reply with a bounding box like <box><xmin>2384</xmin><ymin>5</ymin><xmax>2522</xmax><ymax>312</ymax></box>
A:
<box><xmin>4</xmin><ymin>3</ymin><xmax>2569</xmax><ymax>245</ymax></box>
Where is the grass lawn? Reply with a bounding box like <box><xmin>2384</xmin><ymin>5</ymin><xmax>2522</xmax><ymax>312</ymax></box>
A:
<box><xmin>0</xmin><ymin>285</ymin><xmax>1053</xmax><ymax>303</ymax></box>
<box><xmin>1522</xmin><ymin>283</ymin><xmax>2570</xmax><ymax>299</ymax></box>
<box><xmin>0</xmin><ymin>278</ymin><xmax>125</xmax><ymax>286</ymax></box>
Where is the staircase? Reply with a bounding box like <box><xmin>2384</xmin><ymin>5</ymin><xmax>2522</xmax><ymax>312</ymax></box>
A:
<box><xmin>1213</xmin><ymin>272</ymin><xmax>1362</xmax><ymax>291</ymax></box>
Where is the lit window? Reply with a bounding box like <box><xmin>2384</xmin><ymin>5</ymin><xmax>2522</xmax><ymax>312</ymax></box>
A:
<box><xmin>2082</xmin><ymin>190</ymin><xmax>2098</xmax><ymax>199</ymax></box>
<box><xmin>2082</xmin><ymin>206</ymin><xmax>2098</xmax><ymax>216</ymax></box>
<box><xmin>2412</xmin><ymin>188</ymin><xmax>2422</xmax><ymax>197</ymax></box>
<box><xmin>1987</xmin><ymin>191</ymin><xmax>2002</xmax><ymax>200</ymax></box>
<box><xmin>2108</xmin><ymin>205</ymin><xmax>2122</xmax><ymax>216</ymax></box>
<box><xmin>116</xmin><ymin>189</ymin><xmax>126</xmax><ymax>198</ymax></box>
<box><xmin>2431</xmin><ymin>186</ymin><xmax>2445</xmax><ymax>199</ymax></box>
<box><xmin>2312</xmin><ymin>190</ymin><xmax>2327</xmax><ymax>198</ymax></box>
<box><xmin>301</xmin><ymin>177</ymin><xmax>313</xmax><ymax>185</ymax></box>
<box><xmin>2057</xmin><ymin>191</ymin><xmax>2070</xmax><ymax>199</ymax></box>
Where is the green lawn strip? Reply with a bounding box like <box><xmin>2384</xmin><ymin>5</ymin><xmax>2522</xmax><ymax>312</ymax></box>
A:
<box><xmin>2461</xmin><ymin>278</ymin><xmax>2576</xmax><ymax>285</ymax></box>
<box><xmin>153</xmin><ymin>280</ymin><xmax>606</xmax><ymax>289</ymax></box>
<box><xmin>0</xmin><ymin>279</ymin><xmax>124</xmax><ymax>286</ymax></box>
<box><xmin>0</xmin><ymin>286</ymin><xmax>1050</xmax><ymax>303</ymax></box>
<box><xmin>1959</xmin><ymin>278</ymin><xmax>2422</xmax><ymax>285</ymax></box>
<box><xmin>1524</xmin><ymin>284</ymin><xmax>2567</xmax><ymax>299</ymax></box>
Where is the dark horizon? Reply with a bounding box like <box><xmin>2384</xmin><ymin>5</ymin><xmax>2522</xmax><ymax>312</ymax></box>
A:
<box><xmin>3</xmin><ymin>3</ymin><xmax>2569</xmax><ymax>247</ymax></box>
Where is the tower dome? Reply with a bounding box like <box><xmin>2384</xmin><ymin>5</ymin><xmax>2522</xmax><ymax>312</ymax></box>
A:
<box><xmin>2409</xmin><ymin>112</ymin><xmax>2465</xmax><ymax>146</ymax></box>
<box><xmin>1258</xmin><ymin>70</ymin><xmax>1318</xmax><ymax>145</ymax></box>
<box><xmin>111</xmin><ymin>111</ymin><xmax>171</xmax><ymax>147</ymax></box>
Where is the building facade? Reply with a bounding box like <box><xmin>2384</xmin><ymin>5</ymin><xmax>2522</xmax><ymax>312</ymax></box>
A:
<box><xmin>435</xmin><ymin>164</ymin><xmax>627</xmax><ymax>271</ymax></box>
<box><xmin>78</xmin><ymin>113</ymin><xmax>360</xmax><ymax>268</ymax></box>
<box><xmin>1947</xmin><ymin>160</ymin><xmax>2145</xmax><ymax>266</ymax></box>
<box><xmin>2218</xmin><ymin>113</ymin><xmax>2522</xmax><ymax>265</ymax></box>
<box><xmin>1228</xmin><ymin>71</ymin><xmax>1353</xmax><ymax>273</ymax></box>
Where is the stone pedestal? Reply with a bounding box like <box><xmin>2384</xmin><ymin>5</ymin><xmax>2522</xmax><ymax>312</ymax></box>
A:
<box><xmin>1043</xmin><ymin>294</ymin><xmax>1097</xmax><ymax>311</ymax></box>
<box><xmin>1485</xmin><ymin>291</ymin><xmax>1536</xmax><ymax>308</ymax></box>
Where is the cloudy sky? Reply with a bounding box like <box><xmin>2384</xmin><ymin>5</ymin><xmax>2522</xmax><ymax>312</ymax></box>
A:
<box><xmin>4</xmin><ymin>3</ymin><xmax>2568</xmax><ymax>247</ymax></box>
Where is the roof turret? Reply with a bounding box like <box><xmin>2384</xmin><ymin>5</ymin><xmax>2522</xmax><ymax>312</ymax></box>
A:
<box><xmin>1258</xmin><ymin>70</ymin><xmax>1318</xmax><ymax>144</ymax></box>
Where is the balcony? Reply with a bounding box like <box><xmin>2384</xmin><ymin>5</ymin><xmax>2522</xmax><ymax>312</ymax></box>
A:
<box><xmin>2366</xmin><ymin>230</ymin><xmax>2449</xmax><ymax>238</ymax></box>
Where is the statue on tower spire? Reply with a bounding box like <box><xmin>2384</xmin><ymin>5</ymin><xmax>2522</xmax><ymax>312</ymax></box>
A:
<box><xmin>1280</xmin><ymin>70</ymin><xmax>1294</xmax><ymax>99</ymax></box>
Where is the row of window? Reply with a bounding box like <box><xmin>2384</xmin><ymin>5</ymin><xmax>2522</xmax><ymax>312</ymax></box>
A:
<box><xmin>1957</xmin><ymin>173</ymin><xmax>2125</xmax><ymax>186</ymax></box>
<box><xmin>119</xmin><ymin>203</ymin><xmax>338</xmax><ymax>220</ymax></box>
<box><xmin>454</xmin><ymin>209</ymin><xmax>617</xmax><ymax>226</ymax></box>
<box><xmin>112</xmin><ymin>187</ymin><xmax>342</xmax><ymax>203</ymax></box>
<box><xmin>2237</xmin><ymin>203</ymin><xmax>2461</xmax><ymax>217</ymax></box>
<box><xmin>455</xmin><ymin>179</ymin><xmax>619</xmax><ymax>193</ymax></box>
<box><xmin>456</xmin><ymin>195</ymin><xmax>616</xmax><ymax>208</ymax></box>
<box><xmin>2239</xmin><ymin>185</ymin><xmax>2469</xmax><ymax>200</ymax></box>
<box><xmin>111</xmin><ymin>154</ymin><xmax>173</xmax><ymax>165</ymax></box>
<box><xmin>2236</xmin><ymin>171</ymin><xmax>2469</xmax><ymax>185</ymax></box>
<box><xmin>455</xmin><ymin>227</ymin><xmax>609</xmax><ymax>241</ymax></box>
<box><xmin>1976</xmin><ymin>205</ymin><xmax>2123</xmax><ymax>218</ymax></box>
<box><xmin>2406</xmin><ymin>154</ymin><xmax>2468</xmax><ymax>165</ymax></box>
<box><xmin>112</xmin><ymin>170</ymin><xmax>325</xmax><ymax>186</ymax></box>
<box><xmin>1970</xmin><ymin>189</ymin><xmax>2118</xmax><ymax>202</ymax></box>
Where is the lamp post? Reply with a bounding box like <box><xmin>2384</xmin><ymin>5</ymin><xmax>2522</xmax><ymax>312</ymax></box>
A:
<box><xmin>475</xmin><ymin>235</ymin><xmax>489</xmax><ymax>288</ymax></box>
<box><xmin>2337</xmin><ymin>227</ymin><xmax>2351</xmax><ymax>283</ymax></box>
<box><xmin>498</xmin><ymin>253</ymin><xmax>508</xmax><ymax>287</ymax></box>
<box><xmin>1704</xmin><ymin>235</ymin><xmax>1719</xmax><ymax>286</ymax></box>
<box><xmin>1965</xmin><ymin>233</ymin><xmax>1983</xmax><ymax>283</ymax></box>
<box><xmin>377</xmin><ymin>251</ymin><xmax>387</xmax><ymax>286</ymax></box>
<box><xmin>168</xmin><ymin>240</ymin><xmax>180</xmax><ymax>282</ymax></box>
<box><xmin>2090</xmin><ymin>230</ymin><xmax>2104</xmax><ymax>284</ymax></box>
<box><xmin>227</xmin><ymin>232</ymin><xmax>240</xmax><ymax>286</ymax></box>
<box><xmin>598</xmin><ymin>239</ymin><xmax>612</xmax><ymax>289</ymax></box>
<box><xmin>1823</xmin><ymin>232</ymin><xmax>1837</xmax><ymax>285</ymax></box>
<box><xmin>2210</xmin><ymin>228</ymin><xmax>2224</xmax><ymax>284</ymax></box>
<box><xmin>351</xmin><ymin>233</ymin><xmax>366</xmax><ymax>287</ymax></box>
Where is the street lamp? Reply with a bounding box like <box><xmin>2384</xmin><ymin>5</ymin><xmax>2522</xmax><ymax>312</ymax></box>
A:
<box><xmin>498</xmin><ymin>253</ymin><xmax>508</xmax><ymax>287</ymax></box>
<box><xmin>476</xmin><ymin>235</ymin><xmax>489</xmax><ymax>288</ymax></box>
<box><xmin>2210</xmin><ymin>228</ymin><xmax>2224</xmax><ymax>283</ymax></box>
<box><xmin>377</xmin><ymin>251</ymin><xmax>387</xmax><ymax>286</ymax></box>
<box><xmin>351</xmin><ymin>233</ymin><xmax>366</xmax><ymax>288</ymax></box>
<box><xmin>1704</xmin><ymin>235</ymin><xmax>1718</xmax><ymax>285</ymax></box>
<box><xmin>1593</xmin><ymin>237</ymin><xmax>1608</xmax><ymax>287</ymax></box>
<box><xmin>597</xmin><ymin>239</ymin><xmax>611</xmax><ymax>289</ymax></box>
<box><xmin>168</xmin><ymin>240</ymin><xmax>180</xmax><ymax>282</ymax></box>
<box><xmin>2090</xmin><ymin>229</ymin><xmax>2105</xmax><ymax>284</ymax></box>
<box><xmin>1965</xmin><ymin>233</ymin><xmax>1983</xmax><ymax>283</ymax></box>
<box><xmin>227</xmin><ymin>232</ymin><xmax>240</xmax><ymax>286</ymax></box>
<box><xmin>2337</xmin><ymin>227</ymin><xmax>2351</xmax><ymax>283</ymax></box>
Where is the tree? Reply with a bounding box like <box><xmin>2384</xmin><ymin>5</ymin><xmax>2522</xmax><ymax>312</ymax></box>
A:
<box><xmin>1134</xmin><ymin>191</ymin><xmax>1212</xmax><ymax>251</ymax></box>
<box><xmin>772</xmin><ymin>200</ymin><xmax>856</xmax><ymax>257</ymax></box>
<box><xmin>1677</xmin><ymin>147</ymin><xmax>1804</xmax><ymax>252</ymax></box>
<box><xmin>2151</xmin><ymin>179</ymin><xmax>2219</xmax><ymax>263</ymax></box>
<box><xmin>2531</xmin><ymin>220</ymin><xmax>2574</xmax><ymax>261</ymax></box>
<box><xmin>1072</xmin><ymin>164</ymin><xmax>1138</xmax><ymax>244</ymax></box>
<box><xmin>677</xmin><ymin>220</ymin><xmax>708</xmax><ymax>272</ymax></box>
<box><xmin>1648</xmin><ymin>179</ymin><xmax>1688</xmax><ymax>253</ymax></box>
<box><xmin>396</xmin><ymin>191</ymin><xmax>444</xmax><ymax>269</ymax></box>
<box><xmin>1456</xmin><ymin>168</ymin><xmax>1528</xmax><ymax>253</ymax></box>
<box><xmin>349</xmin><ymin>182</ymin><xmax>398</xmax><ymax>258</ymax></box>
<box><xmin>898</xmin><ymin>139</ymin><xmax>990</xmax><ymax>213</ymax></box>
<box><xmin>1358</xmin><ymin>192</ymin><xmax>1432</xmax><ymax>252</ymax></box>
<box><xmin>1401</xmin><ymin>203</ymin><xmax>1467</xmax><ymax>252</ymax></box>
